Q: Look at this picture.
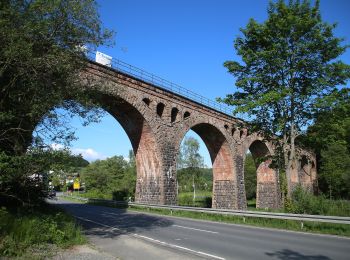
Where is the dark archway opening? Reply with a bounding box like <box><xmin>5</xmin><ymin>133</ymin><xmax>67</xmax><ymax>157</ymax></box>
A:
<box><xmin>171</xmin><ymin>107</ymin><xmax>179</xmax><ymax>123</ymax></box>
<box><xmin>156</xmin><ymin>102</ymin><xmax>165</xmax><ymax>117</ymax></box>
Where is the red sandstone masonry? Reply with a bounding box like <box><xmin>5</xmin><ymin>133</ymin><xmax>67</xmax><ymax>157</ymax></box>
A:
<box><xmin>79</xmin><ymin>61</ymin><xmax>317</xmax><ymax>210</ymax></box>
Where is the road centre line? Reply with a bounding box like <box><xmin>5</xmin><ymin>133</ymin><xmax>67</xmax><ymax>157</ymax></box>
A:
<box><xmin>75</xmin><ymin>215</ymin><xmax>225</xmax><ymax>260</ymax></box>
<box><xmin>172</xmin><ymin>224</ymin><xmax>219</xmax><ymax>234</ymax></box>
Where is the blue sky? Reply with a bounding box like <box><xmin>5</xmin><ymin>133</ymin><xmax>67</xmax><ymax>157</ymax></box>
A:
<box><xmin>56</xmin><ymin>0</ymin><xmax>350</xmax><ymax>164</ymax></box>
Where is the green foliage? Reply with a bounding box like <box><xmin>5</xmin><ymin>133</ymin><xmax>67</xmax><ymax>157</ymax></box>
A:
<box><xmin>0</xmin><ymin>151</ymin><xmax>47</xmax><ymax>206</ymax></box>
<box><xmin>244</xmin><ymin>153</ymin><xmax>256</xmax><ymax>200</ymax></box>
<box><xmin>221</xmin><ymin>0</ymin><xmax>349</xmax><ymax>124</ymax></box>
<box><xmin>177</xmin><ymin>167</ymin><xmax>212</xmax><ymax>193</ymax></box>
<box><xmin>219</xmin><ymin>0</ymin><xmax>350</xmax><ymax>196</ymax></box>
<box><xmin>0</xmin><ymin>205</ymin><xmax>85</xmax><ymax>258</ymax></box>
<box><xmin>320</xmin><ymin>143</ymin><xmax>350</xmax><ymax>199</ymax></box>
<box><xmin>0</xmin><ymin>148</ymin><xmax>88</xmax><ymax>205</ymax></box>
<box><xmin>80</xmin><ymin>152</ymin><xmax>136</xmax><ymax>200</ymax></box>
<box><xmin>285</xmin><ymin>185</ymin><xmax>350</xmax><ymax>216</ymax></box>
<box><xmin>46</xmin><ymin>149</ymin><xmax>89</xmax><ymax>191</ymax></box>
<box><xmin>177</xmin><ymin>136</ymin><xmax>209</xmax><ymax>203</ymax></box>
<box><xmin>302</xmin><ymin>89</ymin><xmax>350</xmax><ymax>154</ymax></box>
<box><xmin>300</xmin><ymin>90</ymin><xmax>350</xmax><ymax>199</ymax></box>
<box><xmin>178</xmin><ymin>191</ymin><xmax>212</xmax><ymax>208</ymax></box>
<box><xmin>177</xmin><ymin>137</ymin><xmax>204</xmax><ymax>169</ymax></box>
<box><xmin>0</xmin><ymin>0</ymin><xmax>113</xmax><ymax>155</ymax></box>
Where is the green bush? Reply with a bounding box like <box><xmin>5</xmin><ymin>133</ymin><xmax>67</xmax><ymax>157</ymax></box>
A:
<box><xmin>79</xmin><ymin>189</ymin><xmax>112</xmax><ymax>200</ymax></box>
<box><xmin>178</xmin><ymin>192</ymin><xmax>212</xmax><ymax>208</ymax></box>
<box><xmin>285</xmin><ymin>185</ymin><xmax>350</xmax><ymax>216</ymax></box>
<box><xmin>0</xmin><ymin>152</ymin><xmax>47</xmax><ymax>207</ymax></box>
<box><xmin>0</xmin><ymin>205</ymin><xmax>85</xmax><ymax>257</ymax></box>
<box><xmin>113</xmin><ymin>189</ymin><xmax>131</xmax><ymax>201</ymax></box>
<box><xmin>178</xmin><ymin>193</ymin><xmax>193</xmax><ymax>206</ymax></box>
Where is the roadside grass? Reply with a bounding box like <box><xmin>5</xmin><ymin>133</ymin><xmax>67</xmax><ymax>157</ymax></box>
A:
<box><xmin>178</xmin><ymin>191</ymin><xmax>212</xmax><ymax>208</ymax></box>
<box><xmin>247</xmin><ymin>199</ymin><xmax>256</xmax><ymax>208</ymax></box>
<box><xmin>128</xmin><ymin>205</ymin><xmax>350</xmax><ymax>237</ymax></box>
<box><xmin>0</xmin><ymin>204</ymin><xmax>86</xmax><ymax>259</ymax></box>
<box><xmin>61</xmin><ymin>194</ymin><xmax>88</xmax><ymax>204</ymax></box>
<box><xmin>78</xmin><ymin>190</ymin><xmax>113</xmax><ymax>200</ymax></box>
<box><xmin>285</xmin><ymin>190</ymin><xmax>350</xmax><ymax>217</ymax></box>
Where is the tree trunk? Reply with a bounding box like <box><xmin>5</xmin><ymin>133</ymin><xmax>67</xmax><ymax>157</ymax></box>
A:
<box><xmin>192</xmin><ymin>175</ymin><xmax>196</xmax><ymax>202</ymax></box>
<box><xmin>286</xmin><ymin>123</ymin><xmax>296</xmax><ymax>198</ymax></box>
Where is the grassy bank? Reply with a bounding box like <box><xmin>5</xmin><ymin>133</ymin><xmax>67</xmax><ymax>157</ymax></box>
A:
<box><xmin>178</xmin><ymin>191</ymin><xmax>212</xmax><ymax>207</ymax></box>
<box><xmin>0</xmin><ymin>204</ymin><xmax>86</xmax><ymax>259</ymax></box>
<box><xmin>180</xmin><ymin>189</ymin><xmax>350</xmax><ymax>217</ymax></box>
<box><xmin>285</xmin><ymin>187</ymin><xmax>350</xmax><ymax>217</ymax></box>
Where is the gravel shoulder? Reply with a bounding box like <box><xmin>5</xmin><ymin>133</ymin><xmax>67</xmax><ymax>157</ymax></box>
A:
<box><xmin>50</xmin><ymin>244</ymin><xmax>118</xmax><ymax>260</ymax></box>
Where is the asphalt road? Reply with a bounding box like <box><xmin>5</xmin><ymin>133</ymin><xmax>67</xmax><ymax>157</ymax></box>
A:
<box><xmin>53</xmin><ymin>198</ymin><xmax>350</xmax><ymax>260</ymax></box>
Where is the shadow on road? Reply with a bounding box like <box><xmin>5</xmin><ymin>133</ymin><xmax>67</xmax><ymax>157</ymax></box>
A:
<box><xmin>266</xmin><ymin>249</ymin><xmax>332</xmax><ymax>260</ymax></box>
<box><xmin>55</xmin><ymin>201</ymin><xmax>174</xmax><ymax>239</ymax></box>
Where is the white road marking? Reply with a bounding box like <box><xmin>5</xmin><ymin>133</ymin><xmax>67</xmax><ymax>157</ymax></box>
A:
<box><xmin>75</xmin><ymin>216</ymin><xmax>121</xmax><ymax>231</ymax></box>
<box><xmin>134</xmin><ymin>234</ymin><xmax>225</xmax><ymax>260</ymax></box>
<box><xmin>173</xmin><ymin>224</ymin><xmax>219</xmax><ymax>234</ymax></box>
<box><xmin>75</xmin><ymin>215</ymin><xmax>225</xmax><ymax>260</ymax></box>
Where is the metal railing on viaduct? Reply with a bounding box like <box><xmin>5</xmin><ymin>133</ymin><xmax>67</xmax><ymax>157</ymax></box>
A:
<box><xmin>85</xmin><ymin>50</ymin><xmax>242</xmax><ymax>119</ymax></box>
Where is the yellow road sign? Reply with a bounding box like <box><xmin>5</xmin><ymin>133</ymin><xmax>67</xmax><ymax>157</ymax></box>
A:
<box><xmin>73</xmin><ymin>178</ymin><xmax>80</xmax><ymax>190</ymax></box>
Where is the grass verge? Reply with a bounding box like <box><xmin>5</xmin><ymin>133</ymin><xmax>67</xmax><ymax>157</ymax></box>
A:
<box><xmin>0</xmin><ymin>203</ymin><xmax>86</xmax><ymax>259</ymax></box>
<box><xmin>60</xmin><ymin>194</ymin><xmax>88</xmax><ymax>204</ymax></box>
<box><xmin>178</xmin><ymin>191</ymin><xmax>212</xmax><ymax>208</ymax></box>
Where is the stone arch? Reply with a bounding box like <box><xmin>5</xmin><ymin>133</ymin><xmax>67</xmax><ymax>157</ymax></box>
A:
<box><xmin>245</xmin><ymin>139</ymin><xmax>280</xmax><ymax>209</ymax></box>
<box><xmin>176</xmin><ymin>121</ymin><xmax>237</xmax><ymax>209</ymax></box>
<box><xmin>76</xmin><ymin>93</ymin><xmax>164</xmax><ymax>204</ymax></box>
<box><xmin>95</xmin><ymin>92</ymin><xmax>166</xmax><ymax>204</ymax></box>
<box><xmin>298</xmin><ymin>155</ymin><xmax>314</xmax><ymax>193</ymax></box>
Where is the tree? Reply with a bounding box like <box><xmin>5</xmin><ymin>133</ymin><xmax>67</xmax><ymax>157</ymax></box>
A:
<box><xmin>300</xmin><ymin>89</ymin><xmax>350</xmax><ymax>198</ymax></box>
<box><xmin>301</xmin><ymin>89</ymin><xmax>350</xmax><ymax>155</ymax></box>
<box><xmin>219</xmin><ymin>0</ymin><xmax>350</xmax><ymax>196</ymax></box>
<box><xmin>0</xmin><ymin>147</ymin><xmax>88</xmax><ymax>205</ymax></box>
<box><xmin>0</xmin><ymin>0</ymin><xmax>112</xmax><ymax>155</ymax></box>
<box><xmin>0</xmin><ymin>0</ymin><xmax>112</xmax><ymax>206</ymax></box>
<box><xmin>80</xmin><ymin>152</ymin><xmax>136</xmax><ymax>200</ymax></box>
<box><xmin>46</xmin><ymin>149</ymin><xmax>89</xmax><ymax>191</ymax></box>
<box><xmin>177</xmin><ymin>137</ymin><xmax>204</xmax><ymax>201</ymax></box>
<box><xmin>320</xmin><ymin>143</ymin><xmax>350</xmax><ymax>199</ymax></box>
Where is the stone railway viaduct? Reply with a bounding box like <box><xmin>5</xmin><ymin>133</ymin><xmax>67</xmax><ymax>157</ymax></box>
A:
<box><xmin>81</xmin><ymin>60</ymin><xmax>317</xmax><ymax>210</ymax></box>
